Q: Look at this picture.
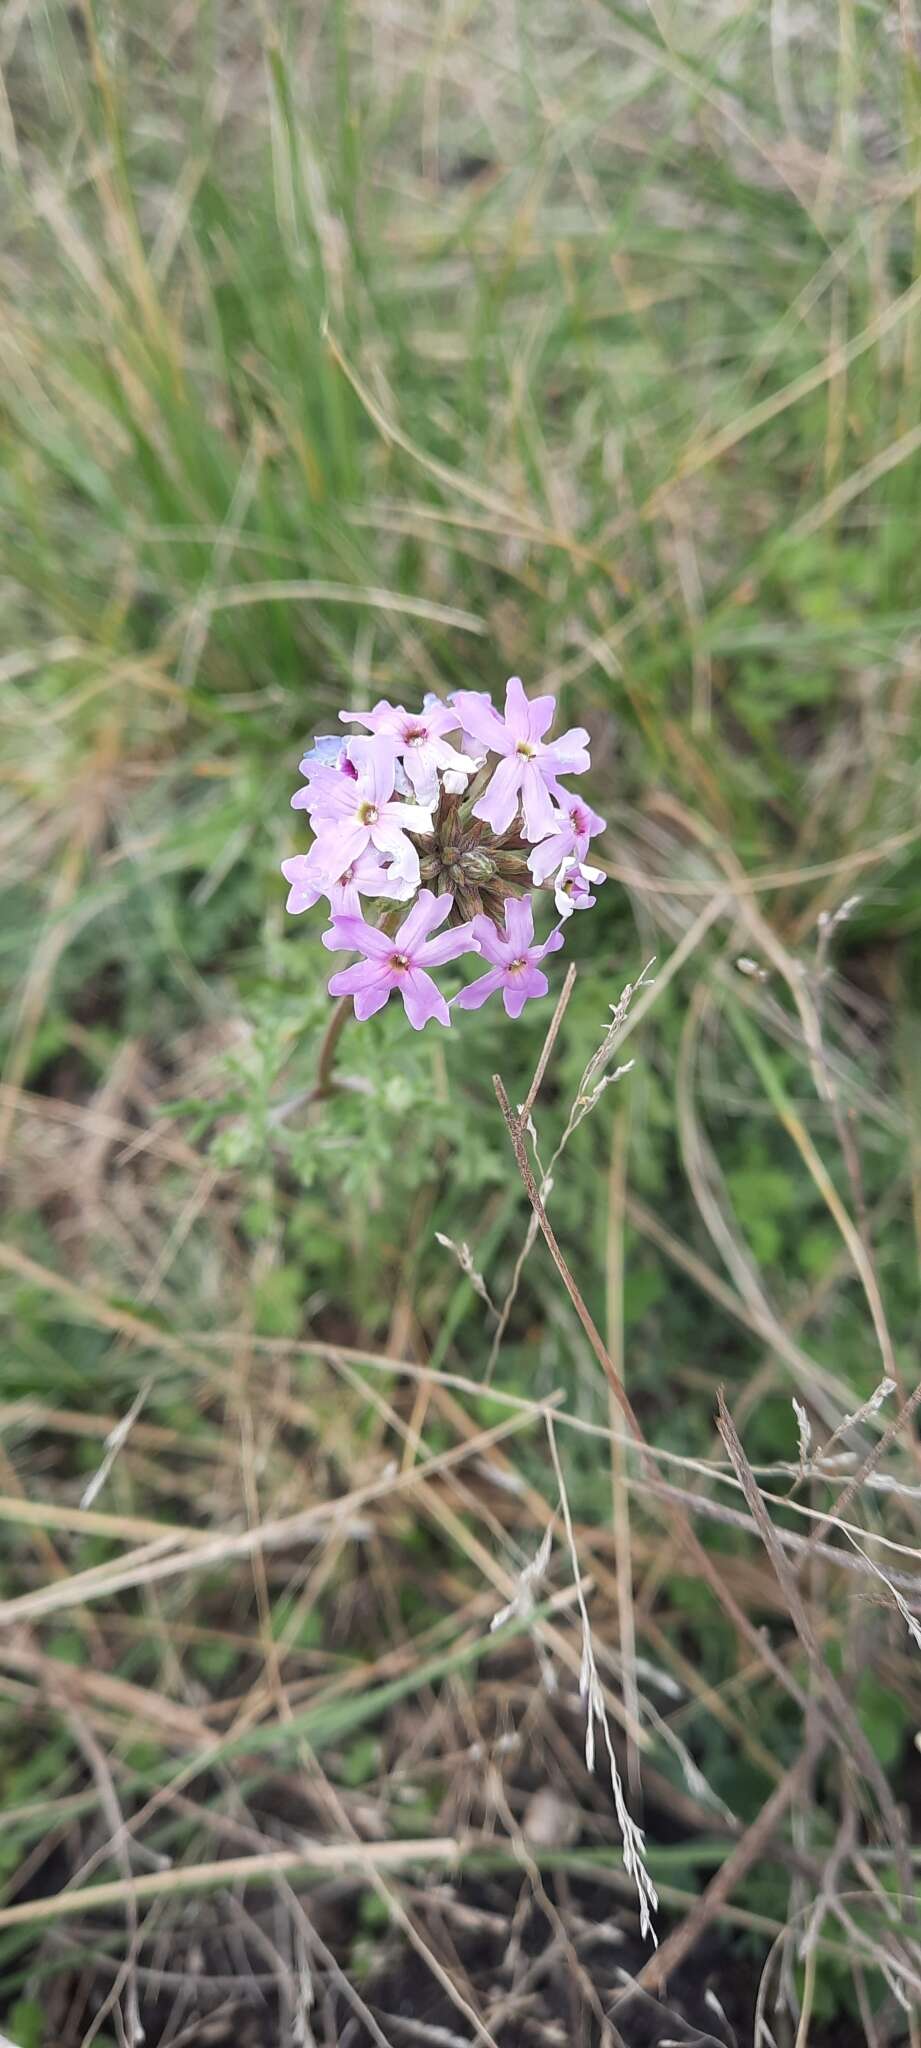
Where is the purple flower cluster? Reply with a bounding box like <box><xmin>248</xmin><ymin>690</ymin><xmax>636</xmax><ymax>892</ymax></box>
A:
<box><xmin>283</xmin><ymin>677</ymin><xmax>605</xmax><ymax>1030</ymax></box>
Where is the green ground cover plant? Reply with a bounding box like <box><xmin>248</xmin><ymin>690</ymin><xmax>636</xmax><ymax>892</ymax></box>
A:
<box><xmin>1</xmin><ymin>1</ymin><xmax>920</xmax><ymax>2040</ymax></box>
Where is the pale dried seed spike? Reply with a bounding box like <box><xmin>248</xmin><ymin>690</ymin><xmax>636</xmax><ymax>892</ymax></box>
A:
<box><xmin>792</xmin><ymin>1398</ymin><xmax>812</xmax><ymax>1473</ymax></box>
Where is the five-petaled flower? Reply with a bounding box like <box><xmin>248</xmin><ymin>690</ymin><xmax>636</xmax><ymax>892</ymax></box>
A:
<box><xmin>553</xmin><ymin>857</ymin><xmax>605</xmax><ymax>920</ymax></box>
<box><xmin>339</xmin><ymin>699</ymin><xmax>479</xmax><ymax>808</ymax></box>
<box><xmin>295</xmin><ymin>736</ymin><xmax>433</xmax><ymax>890</ymax></box>
<box><xmin>284</xmin><ymin>676</ymin><xmax>605</xmax><ymax>1030</ymax></box>
<box><xmin>454</xmin><ymin>898</ymin><xmax>564</xmax><ymax>1019</ymax></box>
<box><xmin>323</xmin><ymin>891</ymin><xmax>479</xmax><ymax>1030</ymax></box>
<box><xmin>451</xmin><ymin>676</ymin><xmax>590</xmax><ymax>842</ymax></box>
<box><xmin>527</xmin><ymin>795</ymin><xmax>606</xmax><ymax>883</ymax></box>
<box><xmin>281</xmin><ymin>847</ymin><xmax>412</xmax><ymax>917</ymax></box>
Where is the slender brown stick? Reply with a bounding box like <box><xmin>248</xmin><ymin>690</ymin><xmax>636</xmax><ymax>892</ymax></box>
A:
<box><xmin>519</xmin><ymin>962</ymin><xmax>578</xmax><ymax>1127</ymax></box>
<box><xmin>626</xmin><ymin>1734</ymin><xmax>824</xmax><ymax>1996</ymax></box>
<box><xmin>308</xmin><ymin>993</ymin><xmax>353</xmax><ymax>1102</ymax></box>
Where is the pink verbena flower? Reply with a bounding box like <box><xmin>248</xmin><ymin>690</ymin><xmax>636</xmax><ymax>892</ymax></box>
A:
<box><xmin>451</xmin><ymin>676</ymin><xmax>590</xmax><ymax>841</ymax></box>
<box><xmin>284</xmin><ymin>678</ymin><xmax>605</xmax><ymax>1031</ymax></box>
<box><xmin>339</xmin><ymin>699</ymin><xmax>479</xmax><ymax>807</ymax></box>
<box><xmin>527</xmin><ymin>795</ymin><xmax>606</xmax><ymax>884</ymax></box>
<box><xmin>300</xmin><ymin>736</ymin><xmax>433</xmax><ymax>889</ymax></box>
<box><xmin>554</xmin><ymin>857</ymin><xmax>605</xmax><ymax>919</ymax></box>
<box><xmin>454</xmin><ymin>897</ymin><xmax>564</xmax><ymax>1019</ymax></box>
<box><xmin>323</xmin><ymin>890</ymin><xmax>479</xmax><ymax>1029</ymax></box>
<box><xmin>280</xmin><ymin>847</ymin><xmax>412</xmax><ymax>916</ymax></box>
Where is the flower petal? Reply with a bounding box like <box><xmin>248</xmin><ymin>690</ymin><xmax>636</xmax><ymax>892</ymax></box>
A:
<box><xmin>554</xmin><ymin>868</ymin><xmax>596</xmax><ymax>916</ymax></box>
<box><xmin>395</xmin><ymin>888</ymin><xmax>451</xmax><ymax>953</ymax></box>
<box><xmin>567</xmin><ymin>799</ymin><xmax>606</xmax><ymax>840</ymax></box>
<box><xmin>349</xmin><ymin>734</ymin><xmax>398</xmax><ymax>805</ymax></box>
<box><xmin>380</xmin><ymin>790</ymin><xmax>437</xmax><ymax>839</ymax></box>
<box><xmin>328</xmin><ymin>878</ymin><xmax>362</xmax><ymax>916</ymax></box>
<box><xmin>457</xmin><ymin>727</ymin><xmax>487</xmax><ymax>766</ymax></box>
<box><xmin>470</xmin><ymin>913</ymin><xmax>510</xmax><ymax>966</ymax></box>
<box><xmin>304</xmin><ymin>821</ymin><xmax>369</xmax><ymax>879</ymax></box>
<box><xmin>519</xmin><ymin>761</ymin><xmax>558</xmax><ymax>841</ymax></box>
<box><xmin>524</xmin><ymin>694</ymin><xmax>557</xmax><ymax>742</ymax></box>
<box><xmin>322</xmin><ymin>914</ymin><xmax>394</xmax><ymax>958</ymax></box>
<box><xmin>504</xmin><ymin>966</ymin><xmax>548</xmax><ymax>1017</ymax></box>
<box><xmin>543</xmin><ymin>726</ymin><xmax>590</xmax><ymax>776</ymax></box>
<box><xmin>324</xmin><ymin>849</ymin><xmax>407</xmax><ymax>913</ymax></box>
<box><xmin>527</xmin><ymin>829</ymin><xmax>571</xmax><ymax>883</ymax></box>
<box><xmin>503</xmin><ymin>896</ymin><xmax>535</xmax><ymax>954</ymax></box>
<box><xmin>328</xmin><ymin>959</ymin><xmax>388</xmax><ymax>996</ymax></box>
<box><xmin>400</xmin><ymin>967</ymin><xmax>450</xmax><ymax>1030</ymax></box>
<box><xmin>419</xmin><ymin>699</ymin><xmax>462</xmax><ymax>737</ymax></box>
<box><xmin>348</xmin><ymin>848</ymin><xmax>415</xmax><ymax>902</ymax></box>
<box><xmin>454</xmin><ymin>967</ymin><xmax>505</xmax><ymax>1010</ymax></box>
<box><xmin>349</xmin><ymin>848</ymin><xmax>400</xmax><ymax>890</ymax></box>
<box><xmin>353</xmin><ymin>977</ymin><xmax>394</xmax><ymax>1021</ymax></box>
<box><xmin>419</xmin><ymin>920</ymin><xmax>481</xmax><ymax>967</ymax></box>
<box><xmin>472</xmin><ymin>755</ymin><xmax>524</xmax><ymax>834</ymax></box>
<box><xmin>431</xmin><ymin>738</ymin><xmax>480</xmax><ymax>775</ymax></box>
<box><xmin>299</xmin><ymin>735</ymin><xmax>350</xmax><ymax>772</ymax></box>
<box><xmin>400</xmin><ymin>745</ymin><xmax>440</xmax><ymax>807</ymax></box>
<box><xmin>280</xmin><ymin>856</ymin><xmax>321</xmax><ymax>913</ymax></box>
<box><xmin>338</xmin><ymin>700</ymin><xmax>394</xmax><ymax>733</ymax></box>
<box><xmin>292</xmin><ymin>770</ymin><xmax>356</xmax><ymax>818</ymax></box>
<box><xmin>379</xmin><ymin>866</ymin><xmax>418</xmax><ymax>902</ymax></box>
<box><xmin>381</xmin><ymin>799</ymin><xmax>434</xmax><ymax>835</ymax></box>
<box><xmin>502</xmin><ymin>675</ymin><xmax>532</xmax><ymax>742</ymax></box>
<box><xmin>502</xmin><ymin>675</ymin><xmax>556</xmax><ymax>744</ymax></box>
<box><xmin>370</xmin><ymin>822</ymin><xmax>421</xmax><ymax>887</ymax></box>
<box><xmin>450</xmin><ymin>690</ymin><xmax>511</xmax><ymax>754</ymax></box>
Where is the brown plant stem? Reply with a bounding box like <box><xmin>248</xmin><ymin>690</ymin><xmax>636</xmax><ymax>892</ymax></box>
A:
<box><xmin>625</xmin><ymin>1734</ymin><xmax>825</xmax><ymax>1999</ymax></box>
<box><xmin>308</xmin><ymin>994</ymin><xmax>353</xmax><ymax>1103</ymax></box>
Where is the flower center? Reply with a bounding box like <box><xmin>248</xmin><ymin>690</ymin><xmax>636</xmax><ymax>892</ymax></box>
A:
<box><xmin>388</xmin><ymin>952</ymin><xmax>409</xmax><ymax>973</ymax></box>
<box><xmin>403</xmin><ymin>725</ymin><xmax>427</xmax><ymax>745</ymax></box>
<box><xmin>515</xmin><ymin>741</ymin><xmax>536</xmax><ymax>759</ymax></box>
<box><xmin>509</xmin><ymin>955</ymin><xmax>529</xmax><ymax>973</ymax></box>
<box><xmin>339</xmin><ymin>862</ymin><xmax>356</xmax><ymax>885</ymax></box>
<box><xmin>358</xmin><ymin>801</ymin><xmax>380</xmax><ymax>825</ymax></box>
